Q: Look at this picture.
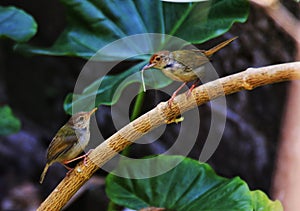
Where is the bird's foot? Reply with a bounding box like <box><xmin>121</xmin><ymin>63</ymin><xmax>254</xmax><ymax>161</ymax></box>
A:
<box><xmin>168</xmin><ymin>82</ymin><xmax>187</xmax><ymax>107</ymax></box>
<box><xmin>165</xmin><ymin>116</ymin><xmax>184</xmax><ymax>124</ymax></box>
<box><xmin>66</xmin><ymin>168</ymin><xmax>74</xmax><ymax>177</ymax></box>
<box><xmin>63</xmin><ymin>149</ymin><xmax>93</xmax><ymax>166</ymax></box>
<box><xmin>186</xmin><ymin>79</ymin><xmax>200</xmax><ymax>98</ymax></box>
<box><xmin>83</xmin><ymin>149</ymin><xmax>93</xmax><ymax>166</ymax></box>
<box><xmin>168</xmin><ymin>94</ymin><xmax>176</xmax><ymax>107</ymax></box>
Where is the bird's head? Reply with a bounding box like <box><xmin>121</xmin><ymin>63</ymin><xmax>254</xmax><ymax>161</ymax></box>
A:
<box><xmin>68</xmin><ymin>108</ymin><xmax>97</xmax><ymax>129</ymax></box>
<box><xmin>142</xmin><ymin>51</ymin><xmax>170</xmax><ymax>71</ymax></box>
<box><xmin>140</xmin><ymin>51</ymin><xmax>171</xmax><ymax>92</ymax></box>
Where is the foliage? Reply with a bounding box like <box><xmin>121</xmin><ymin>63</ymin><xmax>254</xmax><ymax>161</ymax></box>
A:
<box><xmin>106</xmin><ymin>155</ymin><xmax>283</xmax><ymax>211</ymax></box>
<box><xmin>1</xmin><ymin>1</ymin><xmax>284</xmax><ymax>210</ymax></box>
<box><xmin>13</xmin><ymin>0</ymin><xmax>249</xmax><ymax>114</ymax></box>
<box><xmin>251</xmin><ymin>190</ymin><xmax>283</xmax><ymax>211</ymax></box>
<box><xmin>0</xmin><ymin>6</ymin><xmax>36</xmax><ymax>135</ymax></box>
<box><xmin>0</xmin><ymin>105</ymin><xmax>21</xmax><ymax>136</ymax></box>
<box><xmin>0</xmin><ymin>6</ymin><xmax>37</xmax><ymax>42</ymax></box>
<box><xmin>15</xmin><ymin>0</ymin><xmax>248</xmax><ymax>59</ymax></box>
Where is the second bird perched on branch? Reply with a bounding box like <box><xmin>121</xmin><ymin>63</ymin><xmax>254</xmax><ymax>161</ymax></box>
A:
<box><xmin>39</xmin><ymin>108</ymin><xmax>97</xmax><ymax>184</ymax></box>
<box><xmin>142</xmin><ymin>36</ymin><xmax>238</xmax><ymax>105</ymax></box>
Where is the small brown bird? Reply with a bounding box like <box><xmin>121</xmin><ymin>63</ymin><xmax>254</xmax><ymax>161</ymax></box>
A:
<box><xmin>142</xmin><ymin>37</ymin><xmax>238</xmax><ymax>104</ymax></box>
<box><xmin>39</xmin><ymin>108</ymin><xmax>97</xmax><ymax>184</ymax></box>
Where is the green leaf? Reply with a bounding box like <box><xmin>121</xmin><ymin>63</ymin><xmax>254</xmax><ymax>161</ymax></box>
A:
<box><xmin>64</xmin><ymin>62</ymin><xmax>172</xmax><ymax>114</ymax></box>
<box><xmin>14</xmin><ymin>0</ymin><xmax>249</xmax><ymax>112</ymax></box>
<box><xmin>0</xmin><ymin>6</ymin><xmax>37</xmax><ymax>42</ymax></box>
<box><xmin>0</xmin><ymin>105</ymin><xmax>21</xmax><ymax>136</ymax></box>
<box><xmin>251</xmin><ymin>190</ymin><xmax>283</xmax><ymax>211</ymax></box>
<box><xmin>106</xmin><ymin>155</ymin><xmax>261</xmax><ymax>211</ymax></box>
<box><xmin>15</xmin><ymin>0</ymin><xmax>249</xmax><ymax>59</ymax></box>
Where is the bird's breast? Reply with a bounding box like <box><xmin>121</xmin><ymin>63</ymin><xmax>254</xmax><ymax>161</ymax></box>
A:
<box><xmin>161</xmin><ymin>60</ymin><xmax>201</xmax><ymax>82</ymax></box>
<box><xmin>75</xmin><ymin>127</ymin><xmax>90</xmax><ymax>147</ymax></box>
<box><xmin>62</xmin><ymin>129</ymin><xmax>90</xmax><ymax>160</ymax></box>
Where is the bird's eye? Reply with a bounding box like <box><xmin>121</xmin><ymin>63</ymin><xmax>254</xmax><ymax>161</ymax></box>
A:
<box><xmin>79</xmin><ymin>117</ymin><xmax>84</xmax><ymax>121</ymax></box>
<box><xmin>155</xmin><ymin>57</ymin><xmax>161</xmax><ymax>61</ymax></box>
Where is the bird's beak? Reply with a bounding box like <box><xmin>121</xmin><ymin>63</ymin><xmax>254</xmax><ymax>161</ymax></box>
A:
<box><xmin>141</xmin><ymin>63</ymin><xmax>155</xmax><ymax>93</ymax></box>
<box><xmin>88</xmin><ymin>107</ymin><xmax>98</xmax><ymax>116</ymax></box>
<box><xmin>141</xmin><ymin>63</ymin><xmax>155</xmax><ymax>71</ymax></box>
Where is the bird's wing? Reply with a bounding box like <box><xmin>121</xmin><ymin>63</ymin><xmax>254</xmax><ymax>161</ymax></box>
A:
<box><xmin>172</xmin><ymin>50</ymin><xmax>209</xmax><ymax>71</ymax></box>
<box><xmin>46</xmin><ymin>125</ymin><xmax>78</xmax><ymax>162</ymax></box>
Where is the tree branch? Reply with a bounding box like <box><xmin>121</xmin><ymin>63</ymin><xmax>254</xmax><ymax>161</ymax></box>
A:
<box><xmin>38</xmin><ymin>62</ymin><xmax>300</xmax><ymax>210</ymax></box>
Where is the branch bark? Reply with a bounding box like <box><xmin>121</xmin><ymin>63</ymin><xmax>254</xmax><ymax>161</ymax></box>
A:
<box><xmin>38</xmin><ymin>62</ymin><xmax>300</xmax><ymax>210</ymax></box>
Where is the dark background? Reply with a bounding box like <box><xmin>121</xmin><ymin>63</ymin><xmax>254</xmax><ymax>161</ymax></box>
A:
<box><xmin>0</xmin><ymin>0</ymin><xmax>298</xmax><ymax>210</ymax></box>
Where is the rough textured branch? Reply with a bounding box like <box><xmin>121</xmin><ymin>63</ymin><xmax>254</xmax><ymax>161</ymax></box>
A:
<box><xmin>38</xmin><ymin>62</ymin><xmax>300</xmax><ymax>211</ymax></box>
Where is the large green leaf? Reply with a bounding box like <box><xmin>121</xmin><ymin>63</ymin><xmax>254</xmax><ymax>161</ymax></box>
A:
<box><xmin>0</xmin><ymin>105</ymin><xmax>21</xmax><ymax>136</ymax></box>
<box><xmin>106</xmin><ymin>156</ymin><xmax>280</xmax><ymax>211</ymax></box>
<box><xmin>64</xmin><ymin>62</ymin><xmax>172</xmax><ymax>113</ymax></box>
<box><xmin>251</xmin><ymin>190</ymin><xmax>283</xmax><ymax>211</ymax></box>
<box><xmin>0</xmin><ymin>6</ymin><xmax>37</xmax><ymax>42</ymax></box>
<box><xmin>16</xmin><ymin>0</ymin><xmax>248</xmax><ymax>59</ymax></box>
<box><xmin>15</xmin><ymin>0</ymin><xmax>249</xmax><ymax>113</ymax></box>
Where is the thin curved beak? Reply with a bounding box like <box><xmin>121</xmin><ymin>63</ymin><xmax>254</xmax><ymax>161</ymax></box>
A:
<box><xmin>88</xmin><ymin>107</ymin><xmax>98</xmax><ymax>116</ymax></box>
<box><xmin>142</xmin><ymin>63</ymin><xmax>155</xmax><ymax>71</ymax></box>
<box><xmin>141</xmin><ymin>63</ymin><xmax>155</xmax><ymax>93</ymax></box>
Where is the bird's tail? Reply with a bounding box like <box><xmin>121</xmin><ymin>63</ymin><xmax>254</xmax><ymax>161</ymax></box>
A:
<box><xmin>40</xmin><ymin>163</ymin><xmax>50</xmax><ymax>184</ymax></box>
<box><xmin>203</xmin><ymin>36</ymin><xmax>238</xmax><ymax>57</ymax></box>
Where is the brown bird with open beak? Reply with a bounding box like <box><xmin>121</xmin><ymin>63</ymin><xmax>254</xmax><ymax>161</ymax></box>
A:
<box><xmin>142</xmin><ymin>37</ymin><xmax>238</xmax><ymax>105</ymax></box>
<box><xmin>39</xmin><ymin>108</ymin><xmax>97</xmax><ymax>184</ymax></box>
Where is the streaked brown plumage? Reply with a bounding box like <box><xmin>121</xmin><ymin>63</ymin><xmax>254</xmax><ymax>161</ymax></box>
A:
<box><xmin>39</xmin><ymin>108</ymin><xmax>97</xmax><ymax>184</ymax></box>
<box><xmin>142</xmin><ymin>37</ymin><xmax>238</xmax><ymax>104</ymax></box>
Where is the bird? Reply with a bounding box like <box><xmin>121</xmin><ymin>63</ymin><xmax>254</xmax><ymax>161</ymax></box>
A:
<box><xmin>142</xmin><ymin>37</ymin><xmax>238</xmax><ymax>105</ymax></box>
<box><xmin>39</xmin><ymin>108</ymin><xmax>97</xmax><ymax>184</ymax></box>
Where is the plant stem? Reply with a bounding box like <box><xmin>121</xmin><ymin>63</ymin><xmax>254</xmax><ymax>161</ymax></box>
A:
<box><xmin>130</xmin><ymin>86</ymin><xmax>146</xmax><ymax>122</ymax></box>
